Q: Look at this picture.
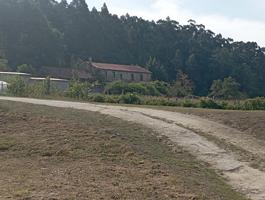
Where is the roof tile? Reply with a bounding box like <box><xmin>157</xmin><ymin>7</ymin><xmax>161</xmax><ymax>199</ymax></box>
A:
<box><xmin>91</xmin><ymin>62</ymin><xmax>151</xmax><ymax>74</ymax></box>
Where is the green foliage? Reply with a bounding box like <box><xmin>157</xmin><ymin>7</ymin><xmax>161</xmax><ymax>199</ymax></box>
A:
<box><xmin>243</xmin><ymin>97</ymin><xmax>265</xmax><ymax>110</ymax></box>
<box><xmin>200</xmin><ymin>98</ymin><xmax>224</xmax><ymax>109</ymax></box>
<box><xmin>17</xmin><ymin>64</ymin><xmax>35</xmax><ymax>74</ymax></box>
<box><xmin>119</xmin><ymin>93</ymin><xmax>142</xmax><ymax>105</ymax></box>
<box><xmin>104</xmin><ymin>81</ymin><xmax>127</xmax><ymax>95</ymax></box>
<box><xmin>91</xmin><ymin>94</ymin><xmax>106</xmax><ymax>102</ymax></box>
<box><xmin>67</xmin><ymin>80</ymin><xmax>90</xmax><ymax>99</ymax></box>
<box><xmin>209</xmin><ymin>77</ymin><xmax>242</xmax><ymax>100</ymax></box>
<box><xmin>105</xmin><ymin>81</ymin><xmax>164</xmax><ymax>96</ymax></box>
<box><xmin>181</xmin><ymin>99</ymin><xmax>197</xmax><ymax>108</ymax></box>
<box><xmin>169</xmin><ymin>71</ymin><xmax>194</xmax><ymax>97</ymax></box>
<box><xmin>0</xmin><ymin>59</ymin><xmax>9</xmax><ymax>71</ymax></box>
<box><xmin>150</xmin><ymin>81</ymin><xmax>169</xmax><ymax>95</ymax></box>
<box><xmin>7</xmin><ymin>77</ymin><xmax>26</xmax><ymax>96</ymax></box>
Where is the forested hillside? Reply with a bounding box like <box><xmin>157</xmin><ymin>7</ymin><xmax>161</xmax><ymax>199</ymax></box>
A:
<box><xmin>0</xmin><ymin>0</ymin><xmax>264</xmax><ymax>96</ymax></box>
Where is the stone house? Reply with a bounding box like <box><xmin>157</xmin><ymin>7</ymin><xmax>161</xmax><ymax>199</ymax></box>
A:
<box><xmin>84</xmin><ymin>62</ymin><xmax>152</xmax><ymax>82</ymax></box>
<box><xmin>38</xmin><ymin>62</ymin><xmax>152</xmax><ymax>83</ymax></box>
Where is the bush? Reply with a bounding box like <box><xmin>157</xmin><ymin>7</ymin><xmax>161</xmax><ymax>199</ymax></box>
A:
<box><xmin>128</xmin><ymin>83</ymin><xmax>148</xmax><ymax>95</ymax></box>
<box><xmin>91</xmin><ymin>94</ymin><xmax>106</xmax><ymax>102</ymax></box>
<box><xmin>119</xmin><ymin>93</ymin><xmax>142</xmax><ymax>104</ymax></box>
<box><xmin>7</xmin><ymin>76</ymin><xmax>27</xmax><ymax>96</ymax></box>
<box><xmin>145</xmin><ymin>84</ymin><xmax>161</xmax><ymax>96</ymax></box>
<box><xmin>105</xmin><ymin>81</ymin><xmax>166</xmax><ymax>96</ymax></box>
<box><xmin>67</xmin><ymin>80</ymin><xmax>90</xmax><ymax>99</ymax></box>
<box><xmin>105</xmin><ymin>81</ymin><xmax>127</xmax><ymax>95</ymax></box>
<box><xmin>181</xmin><ymin>99</ymin><xmax>197</xmax><ymax>108</ymax></box>
<box><xmin>200</xmin><ymin>98</ymin><xmax>224</xmax><ymax>109</ymax></box>
<box><xmin>151</xmin><ymin>81</ymin><xmax>169</xmax><ymax>95</ymax></box>
<box><xmin>17</xmin><ymin>64</ymin><xmax>35</xmax><ymax>74</ymax></box>
<box><xmin>243</xmin><ymin>97</ymin><xmax>265</xmax><ymax>110</ymax></box>
<box><xmin>105</xmin><ymin>95</ymin><xmax>120</xmax><ymax>104</ymax></box>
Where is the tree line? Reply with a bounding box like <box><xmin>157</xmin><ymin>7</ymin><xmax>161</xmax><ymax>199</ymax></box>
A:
<box><xmin>0</xmin><ymin>0</ymin><xmax>264</xmax><ymax>97</ymax></box>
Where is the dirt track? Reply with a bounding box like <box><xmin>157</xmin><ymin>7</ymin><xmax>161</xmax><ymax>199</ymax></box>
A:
<box><xmin>1</xmin><ymin>96</ymin><xmax>265</xmax><ymax>200</ymax></box>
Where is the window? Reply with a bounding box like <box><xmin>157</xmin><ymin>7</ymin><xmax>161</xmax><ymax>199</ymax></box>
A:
<box><xmin>131</xmin><ymin>73</ymin><xmax>134</xmax><ymax>81</ymax></box>
<box><xmin>140</xmin><ymin>74</ymin><xmax>144</xmax><ymax>81</ymax></box>
<box><xmin>120</xmin><ymin>73</ymin><xmax>123</xmax><ymax>80</ymax></box>
<box><xmin>113</xmin><ymin>71</ymin><xmax>116</xmax><ymax>79</ymax></box>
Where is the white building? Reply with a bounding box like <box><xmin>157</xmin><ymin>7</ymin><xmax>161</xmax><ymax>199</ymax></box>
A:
<box><xmin>29</xmin><ymin>77</ymin><xmax>69</xmax><ymax>91</ymax></box>
<box><xmin>0</xmin><ymin>72</ymin><xmax>30</xmax><ymax>82</ymax></box>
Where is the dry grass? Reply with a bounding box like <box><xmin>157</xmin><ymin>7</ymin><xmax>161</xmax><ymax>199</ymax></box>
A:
<box><xmin>147</xmin><ymin>106</ymin><xmax>265</xmax><ymax>141</ymax></box>
<box><xmin>0</xmin><ymin>101</ymin><xmax>248</xmax><ymax>200</ymax></box>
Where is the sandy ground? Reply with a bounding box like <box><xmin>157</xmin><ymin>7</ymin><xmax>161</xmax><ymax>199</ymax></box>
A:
<box><xmin>1</xmin><ymin>97</ymin><xmax>265</xmax><ymax>200</ymax></box>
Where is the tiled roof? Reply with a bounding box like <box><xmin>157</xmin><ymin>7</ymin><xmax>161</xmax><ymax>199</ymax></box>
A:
<box><xmin>91</xmin><ymin>62</ymin><xmax>151</xmax><ymax>74</ymax></box>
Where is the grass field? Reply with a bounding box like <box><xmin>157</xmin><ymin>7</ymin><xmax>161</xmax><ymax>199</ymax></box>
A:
<box><xmin>0</xmin><ymin>101</ymin><xmax>248</xmax><ymax>200</ymax></box>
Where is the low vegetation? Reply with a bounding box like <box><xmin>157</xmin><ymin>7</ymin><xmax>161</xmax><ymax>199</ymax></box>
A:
<box><xmin>3</xmin><ymin>78</ymin><xmax>265</xmax><ymax>110</ymax></box>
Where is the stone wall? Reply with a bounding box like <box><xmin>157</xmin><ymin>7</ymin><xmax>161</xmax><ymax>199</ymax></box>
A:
<box><xmin>102</xmin><ymin>70</ymin><xmax>151</xmax><ymax>82</ymax></box>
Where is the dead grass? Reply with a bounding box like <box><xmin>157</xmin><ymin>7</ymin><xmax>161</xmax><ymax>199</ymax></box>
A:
<box><xmin>145</xmin><ymin>106</ymin><xmax>265</xmax><ymax>141</ymax></box>
<box><xmin>0</xmin><ymin>101</ymin><xmax>248</xmax><ymax>200</ymax></box>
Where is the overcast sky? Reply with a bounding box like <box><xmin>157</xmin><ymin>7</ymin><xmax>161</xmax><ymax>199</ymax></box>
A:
<box><xmin>77</xmin><ymin>0</ymin><xmax>265</xmax><ymax>47</ymax></box>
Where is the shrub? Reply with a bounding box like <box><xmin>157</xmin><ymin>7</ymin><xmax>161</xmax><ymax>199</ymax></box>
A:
<box><xmin>151</xmin><ymin>81</ymin><xmax>170</xmax><ymax>95</ymax></box>
<box><xmin>105</xmin><ymin>81</ymin><xmax>127</xmax><ymax>95</ymax></box>
<box><xmin>105</xmin><ymin>81</ymin><xmax>165</xmax><ymax>96</ymax></box>
<box><xmin>209</xmin><ymin>77</ymin><xmax>242</xmax><ymax>100</ymax></box>
<box><xmin>200</xmin><ymin>98</ymin><xmax>224</xmax><ymax>109</ymax></box>
<box><xmin>67</xmin><ymin>80</ymin><xmax>90</xmax><ymax>99</ymax></box>
<box><xmin>92</xmin><ymin>94</ymin><xmax>106</xmax><ymax>103</ymax></box>
<box><xmin>169</xmin><ymin>71</ymin><xmax>194</xmax><ymax>97</ymax></box>
<box><xmin>181</xmin><ymin>99</ymin><xmax>197</xmax><ymax>108</ymax></box>
<box><xmin>128</xmin><ymin>83</ymin><xmax>148</xmax><ymax>95</ymax></box>
<box><xmin>243</xmin><ymin>97</ymin><xmax>265</xmax><ymax>110</ymax></box>
<box><xmin>119</xmin><ymin>93</ymin><xmax>142</xmax><ymax>104</ymax></box>
<box><xmin>105</xmin><ymin>95</ymin><xmax>120</xmax><ymax>104</ymax></box>
<box><xmin>145</xmin><ymin>84</ymin><xmax>161</xmax><ymax>96</ymax></box>
<box><xmin>17</xmin><ymin>64</ymin><xmax>35</xmax><ymax>74</ymax></box>
<box><xmin>7</xmin><ymin>76</ymin><xmax>27</xmax><ymax>96</ymax></box>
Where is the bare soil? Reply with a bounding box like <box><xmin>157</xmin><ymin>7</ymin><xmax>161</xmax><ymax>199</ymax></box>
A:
<box><xmin>0</xmin><ymin>100</ymin><xmax>247</xmax><ymax>200</ymax></box>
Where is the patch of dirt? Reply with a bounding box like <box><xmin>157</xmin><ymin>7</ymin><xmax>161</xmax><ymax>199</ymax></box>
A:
<box><xmin>0</xmin><ymin>102</ymin><xmax>246</xmax><ymax>200</ymax></box>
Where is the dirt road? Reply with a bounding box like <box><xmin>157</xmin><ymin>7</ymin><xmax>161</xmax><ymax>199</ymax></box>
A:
<box><xmin>1</xmin><ymin>96</ymin><xmax>265</xmax><ymax>200</ymax></box>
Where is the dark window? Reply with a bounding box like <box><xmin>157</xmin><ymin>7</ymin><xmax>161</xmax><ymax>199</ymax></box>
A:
<box><xmin>113</xmin><ymin>71</ymin><xmax>116</xmax><ymax>79</ymax></box>
<box><xmin>140</xmin><ymin>74</ymin><xmax>143</xmax><ymax>81</ymax></box>
<box><xmin>131</xmin><ymin>73</ymin><xmax>134</xmax><ymax>81</ymax></box>
<box><xmin>120</xmin><ymin>73</ymin><xmax>123</xmax><ymax>80</ymax></box>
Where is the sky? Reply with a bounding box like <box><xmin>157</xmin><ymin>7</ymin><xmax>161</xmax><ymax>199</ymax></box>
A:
<box><xmin>76</xmin><ymin>0</ymin><xmax>265</xmax><ymax>47</ymax></box>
